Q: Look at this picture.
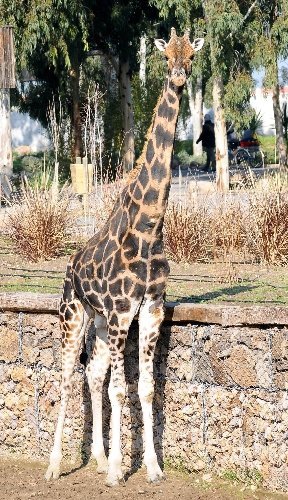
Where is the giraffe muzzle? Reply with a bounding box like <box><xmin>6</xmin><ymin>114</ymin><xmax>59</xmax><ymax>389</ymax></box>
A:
<box><xmin>171</xmin><ymin>68</ymin><xmax>186</xmax><ymax>86</ymax></box>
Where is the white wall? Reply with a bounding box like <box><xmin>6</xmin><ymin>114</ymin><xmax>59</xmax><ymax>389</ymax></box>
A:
<box><xmin>11</xmin><ymin>110</ymin><xmax>50</xmax><ymax>152</ymax></box>
<box><xmin>250</xmin><ymin>87</ymin><xmax>288</xmax><ymax>135</ymax></box>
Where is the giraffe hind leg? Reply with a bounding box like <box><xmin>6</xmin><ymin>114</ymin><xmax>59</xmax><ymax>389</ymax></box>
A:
<box><xmin>85</xmin><ymin>313</ymin><xmax>110</xmax><ymax>474</ymax></box>
<box><xmin>106</xmin><ymin>300</ymin><xmax>141</xmax><ymax>487</ymax></box>
<box><xmin>45</xmin><ymin>296</ymin><xmax>91</xmax><ymax>480</ymax></box>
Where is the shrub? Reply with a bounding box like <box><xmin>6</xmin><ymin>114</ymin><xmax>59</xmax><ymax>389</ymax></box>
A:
<box><xmin>247</xmin><ymin>189</ymin><xmax>288</xmax><ymax>264</ymax></box>
<box><xmin>164</xmin><ymin>201</ymin><xmax>210</xmax><ymax>263</ymax></box>
<box><xmin>210</xmin><ymin>200</ymin><xmax>247</xmax><ymax>260</ymax></box>
<box><xmin>7</xmin><ymin>181</ymin><xmax>71</xmax><ymax>261</ymax></box>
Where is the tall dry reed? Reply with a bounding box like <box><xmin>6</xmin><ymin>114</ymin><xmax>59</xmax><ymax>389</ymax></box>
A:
<box><xmin>164</xmin><ymin>201</ymin><xmax>210</xmax><ymax>263</ymax></box>
<box><xmin>247</xmin><ymin>189</ymin><xmax>288</xmax><ymax>265</ymax></box>
<box><xmin>7</xmin><ymin>179</ymin><xmax>71</xmax><ymax>261</ymax></box>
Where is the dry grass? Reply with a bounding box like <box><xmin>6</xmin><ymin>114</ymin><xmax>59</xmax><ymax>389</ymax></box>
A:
<box><xmin>6</xmin><ymin>181</ymin><xmax>71</xmax><ymax>262</ymax></box>
<box><xmin>6</xmin><ymin>167</ymin><xmax>288</xmax><ymax>267</ymax></box>
<box><xmin>164</xmin><ymin>201</ymin><xmax>210</xmax><ymax>263</ymax></box>
<box><xmin>210</xmin><ymin>200</ymin><xmax>247</xmax><ymax>260</ymax></box>
<box><xmin>165</xmin><ymin>172</ymin><xmax>288</xmax><ymax>267</ymax></box>
<box><xmin>247</xmin><ymin>190</ymin><xmax>288</xmax><ymax>265</ymax></box>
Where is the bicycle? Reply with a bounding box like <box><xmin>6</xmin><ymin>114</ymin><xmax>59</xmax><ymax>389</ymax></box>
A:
<box><xmin>228</xmin><ymin>142</ymin><xmax>265</xmax><ymax>170</ymax></box>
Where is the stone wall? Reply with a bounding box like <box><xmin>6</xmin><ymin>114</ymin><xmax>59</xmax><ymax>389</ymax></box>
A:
<box><xmin>0</xmin><ymin>294</ymin><xmax>288</xmax><ymax>491</ymax></box>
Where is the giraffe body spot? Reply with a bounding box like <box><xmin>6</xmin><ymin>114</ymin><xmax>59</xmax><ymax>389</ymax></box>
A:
<box><xmin>151</xmin><ymin>159</ymin><xmax>167</xmax><ymax>182</ymax></box>
<box><xmin>138</xmin><ymin>166</ymin><xmax>149</xmax><ymax>189</ymax></box>
<box><xmin>141</xmin><ymin>240</ymin><xmax>149</xmax><ymax>259</ymax></box>
<box><xmin>150</xmin><ymin>239</ymin><xmax>164</xmax><ymax>255</ymax></box>
<box><xmin>110</xmin><ymin>313</ymin><xmax>119</xmax><ymax>327</ymax></box>
<box><xmin>146</xmin><ymin>281</ymin><xmax>166</xmax><ymax>297</ymax></box>
<box><xmin>128</xmin><ymin>200</ymin><xmax>140</xmax><ymax>221</ymax></box>
<box><xmin>155</xmin><ymin>124</ymin><xmax>173</xmax><ymax>148</ymax></box>
<box><xmin>131</xmin><ymin>282</ymin><xmax>145</xmax><ymax>299</ymax></box>
<box><xmin>150</xmin><ymin>258</ymin><xmax>170</xmax><ymax>281</ymax></box>
<box><xmin>129</xmin><ymin>261</ymin><xmax>147</xmax><ymax>280</ymax></box>
<box><xmin>133</xmin><ymin>183</ymin><xmax>142</xmax><ymax>200</ymax></box>
<box><xmin>115</xmin><ymin>297</ymin><xmax>131</xmax><ymax>313</ymax></box>
<box><xmin>158</xmin><ymin>100</ymin><xmax>176</xmax><ymax>121</ymax></box>
<box><xmin>104</xmin><ymin>239</ymin><xmax>118</xmax><ymax>258</ymax></box>
<box><xmin>135</xmin><ymin>213</ymin><xmax>155</xmax><ymax>232</ymax></box>
<box><xmin>143</xmin><ymin>188</ymin><xmax>159</xmax><ymax>205</ymax></box>
<box><xmin>82</xmin><ymin>280</ymin><xmax>91</xmax><ymax>293</ymax></box>
<box><xmin>104</xmin><ymin>295</ymin><xmax>114</xmax><ymax>311</ymax></box>
<box><xmin>109</xmin><ymin>280</ymin><xmax>123</xmax><ymax>297</ymax></box>
<box><xmin>117</xmin><ymin>211</ymin><xmax>128</xmax><ymax>244</ymax></box>
<box><xmin>146</xmin><ymin>139</ymin><xmax>155</xmax><ymax>163</ymax></box>
<box><xmin>167</xmin><ymin>92</ymin><xmax>177</xmax><ymax>104</ymax></box>
<box><xmin>123</xmin><ymin>234</ymin><xmax>139</xmax><ymax>260</ymax></box>
<box><xmin>123</xmin><ymin>277</ymin><xmax>133</xmax><ymax>294</ymax></box>
<box><xmin>73</xmin><ymin>273</ymin><xmax>84</xmax><ymax>298</ymax></box>
<box><xmin>86</xmin><ymin>292</ymin><xmax>103</xmax><ymax>311</ymax></box>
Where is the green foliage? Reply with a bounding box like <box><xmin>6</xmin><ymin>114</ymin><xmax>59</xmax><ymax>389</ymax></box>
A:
<box><xmin>249</xmin><ymin>111</ymin><xmax>263</xmax><ymax>135</ymax></box>
<box><xmin>174</xmin><ymin>140</ymin><xmax>193</xmax><ymax>156</ymax></box>
<box><xmin>164</xmin><ymin>455</ymin><xmax>191</xmax><ymax>475</ymax></box>
<box><xmin>222</xmin><ymin>468</ymin><xmax>263</xmax><ymax>486</ymax></box>
<box><xmin>258</xmin><ymin>135</ymin><xmax>277</xmax><ymax>164</ymax></box>
<box><xmin>252</xmin><ymin>1</ymin><xmax>288</xmax><ymax>88</ymax></box>
<box><xmin>224</xmin><ymin>72</ymin><xmax>255</xmax><ymax>132</ymax></box>
<box><xmin>0</xmin><ymin>0</ymin><xmax>89</xmax><ymax>70</ymax></box>
<box><xmin>176</xmin><ymin>150</ymin><xmax>193</xmax><ymax>165</ymax></box>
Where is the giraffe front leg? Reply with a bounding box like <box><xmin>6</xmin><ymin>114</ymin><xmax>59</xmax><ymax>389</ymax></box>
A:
<box><xmin>86</xmin><ymin>313</ymin><xmax>110</xmax><ymax>474</ymax></box>
<box><xmin>138</xmin><ymin>297</ymin><xmax>165</xmax><ymax>484</ymax></box>
<box><xmin>45</xmin><ymin>299</ymin><xmax>90</xmax><ymax>481</ymax></box>
<box><xmin>105</xmin><ymin>303</ymin><xmax>138</xmax><ymax>487</ymax></box>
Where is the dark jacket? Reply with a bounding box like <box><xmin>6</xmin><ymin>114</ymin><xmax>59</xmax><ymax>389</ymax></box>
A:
<box><xmin>196</xmin><ymin>121</ymin><xmax>215</xmax><ymax>148</ymax></box>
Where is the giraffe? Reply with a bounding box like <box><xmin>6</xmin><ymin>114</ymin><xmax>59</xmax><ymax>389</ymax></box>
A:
<box><xmin>45</xmin><ymin>28</ymin><xmax>204</xmax><ymax>487</ymax></box>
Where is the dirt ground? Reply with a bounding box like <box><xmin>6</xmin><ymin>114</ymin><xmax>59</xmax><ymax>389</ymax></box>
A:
<box><xmin>0</xmin><ymin>458</ymin><xmax>286</xmax><ymax>500</ymax></box>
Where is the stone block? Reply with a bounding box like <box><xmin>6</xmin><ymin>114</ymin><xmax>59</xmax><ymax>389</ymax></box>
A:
<box><xmin>191</xmin><ymin>326</ymin><xmax>271</xmax><ymax>388</ymax></box>
<box><xmin>271</xmin><ymin>327</ymin><xmax>288</xmax><ymax>389</ymax></box>
<box><xmin>0</xmin><ymin>313</ymin><xmax>19</xmax><ymax>362</ymax></box>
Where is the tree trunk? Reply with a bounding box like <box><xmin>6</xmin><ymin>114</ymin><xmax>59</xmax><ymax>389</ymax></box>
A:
<box><xmin>70</xmin><ymin>52</ymin><xmax>82</xmax><ymax>160</ymax></box>
<box><xmin>272</xmin><ymin>82</ymin><xmax>287</xmax><ymax>167</ymax></box>
<box><xmin>0</xmin><ymin>89</ymin><xmax>13</xmax><ymax>175</ymax></box>
<box><xmin>187</xmin><ymin>76</ymin><xmax>203</xmax><ymax>157</ymax></box>
<box><xmin>202</xmin><ymin>0</ymin><xmax>229</xmax><ymax>192</ymax></box>
<box><xmin>119</xmin><ymin>60</ymin><xmax>135</xmax><ymax>172</ymax></box>
<box><xmin>213</xmin><ymin>76</ymin><xmax>229</xmax><ymax>193</ymax></box>
<box><xmin>139</xmin><ymin>35</ymin><xmax>146</xmax><ymax>86</ymax></box>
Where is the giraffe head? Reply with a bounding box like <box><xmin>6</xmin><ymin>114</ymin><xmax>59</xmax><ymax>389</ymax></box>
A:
<box><xmin>155</xmin><ymin>28</ymin><xmax>204</xmax><ymax>87</ymax></box>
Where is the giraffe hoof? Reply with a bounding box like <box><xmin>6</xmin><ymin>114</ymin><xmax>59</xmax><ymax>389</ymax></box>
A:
<box><xmin>105</xmin><ymin>472</ymin><xmax>125</xmax><ymax>487</ymax></box>
<box><xmin>91</xmin><ymin>449</ymin><xmax>108</xmax><ymax>474</ymax></box>
<box><xmin>147</xmin><ymin>468</ymin><xmax>165</xmax><ymax>484</ymax></box>
<box><xmin>96</xmin><ymin>459</ymin><xmax>108</xmax><ymax>474</ymax></box>
<box><xmin>45</xmin><ymin>464</ymin><xmax>60</xmax><ymax>481</ymax></box>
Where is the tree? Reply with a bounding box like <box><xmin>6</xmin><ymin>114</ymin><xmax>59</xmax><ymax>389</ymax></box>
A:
<box><xmin>252</xmin><ymin>0</ymin><xmax>288</xmax><ymax>167</ymax></box>
<box><xmin>86</xmin><ymin>0</ymin><xmax>159</xmax><ymax>171</ymax></box>
<box><xmin>0</xmin><ymin>0</ymin><xmax>89</xmax><ymax>159</ymax></box>
<box><xmin>152</xmin><ymin>0</ymin><xmax>261</xmax><ymax>191</ymax></box>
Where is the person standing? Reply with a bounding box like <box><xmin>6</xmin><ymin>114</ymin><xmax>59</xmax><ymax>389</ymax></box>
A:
<box><xmin>196</xmin><ymin>113</ymin><xmax>216</xmax><ymax>171</ymax></box>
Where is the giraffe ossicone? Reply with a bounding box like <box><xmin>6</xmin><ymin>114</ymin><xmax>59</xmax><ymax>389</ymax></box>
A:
<box><xmin>45</xmin><ymin>28</ymin><xmax>204</xmax><ymax>487</ymax></box>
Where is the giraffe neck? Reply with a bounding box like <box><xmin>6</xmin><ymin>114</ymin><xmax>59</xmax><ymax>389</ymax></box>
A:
<box><xmin>133</xmin><ymin>77</ymin><xmax>183</xmax><ymax>220</ymax></box>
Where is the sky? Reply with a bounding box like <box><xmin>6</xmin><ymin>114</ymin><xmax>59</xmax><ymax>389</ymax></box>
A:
<box><xmin>253</xmin><ymin>59</ymin><xmax>288</xmax><ymax>87</ymax></box>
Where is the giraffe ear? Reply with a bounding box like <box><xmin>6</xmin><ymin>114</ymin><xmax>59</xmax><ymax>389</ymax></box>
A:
<box><xmin>155</xmin><ymin>39</ymin><xmax>167</xmax><ymax>52</ymax></box>
<box><xmin>191</xmin><ymin>38</ymin><xmax>204</xmax><ymax>52</ymax></box>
